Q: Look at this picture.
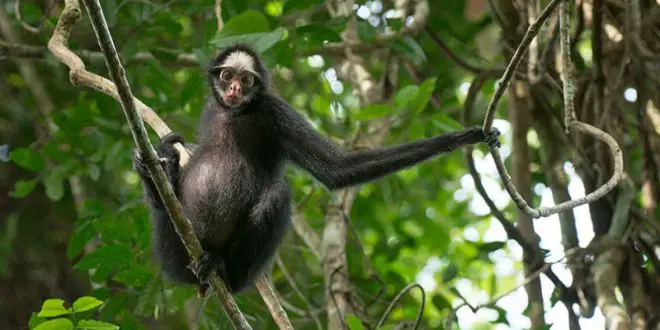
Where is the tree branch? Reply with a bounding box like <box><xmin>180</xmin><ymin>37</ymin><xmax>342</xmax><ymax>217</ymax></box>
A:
<box><xmin>482</xmin><ymin>0</ymin><xmax>624</xmax><ymax>218</ymax></box>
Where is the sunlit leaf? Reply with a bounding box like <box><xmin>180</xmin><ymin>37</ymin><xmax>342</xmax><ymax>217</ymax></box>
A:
<box><xmin>37</xmin><ymin>299</ymin><xmax>71</xmax><ymax>318</ymax></box>
<box><xmin>346</xmin><ymin>315</ymin><xmax>365</xmax><ymax>330</ymax></box>
<box><xmin>77</xmin><ymin>320</ymin><xmax>119</xmax><ymax>330</ymax></box>
<box><xmin>72</xmin><ymin>296</ymin><xmax>104</xmax><ymax>313</ymax></box>
<box><xmin>33</xmin><ymin>318</ymin><xmax>74</xmax><ymax>330</ymax></box>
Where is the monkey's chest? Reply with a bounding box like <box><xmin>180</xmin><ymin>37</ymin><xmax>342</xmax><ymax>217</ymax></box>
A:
<box><xmin>179</xmin><ymin>153</ymin><xmax>272</xmax><ymax>244</ymax></box>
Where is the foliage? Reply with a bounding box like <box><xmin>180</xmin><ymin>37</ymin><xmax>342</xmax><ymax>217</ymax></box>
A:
<box><xmin>3</xmin><ymin>0</ymin><xmax>659</xmax><ymax>329</ymax></box>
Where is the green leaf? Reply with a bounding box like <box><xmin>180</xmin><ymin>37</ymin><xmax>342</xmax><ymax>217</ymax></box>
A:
<box><xmin>478</xmin><ymin>241</ymin><xmax>506</xmax><ymax>254</ymax></box>
<box><xmin>77</xmin><ymin>320</ymin><xmax>119</xmax><ymax>330</ymax></box>
<box><xmin>10</xmin><ymin>148</ymin><xmax>45</xmax><ymax>172</ymax></box>
<box><xmin>222</xmin><ymin>10</ymin><xmax>270</xmax><ymax>35</ymax></box>
<box><xmin>135</xmin><ymin>278</ymin><xmax>160</xmax><ymax>316</ymax></box>
<box><xmin>410</xmin><ymin>78</ymin><xmax>437</xmax><ymax>113</ymax></box>
<box><xmin>33</xmin><ymin>318</ymin><xmax>74</xmax><ymax>330</ymax></box>
<box><xmin>37</xmin><ymin>299</ymin><xmax>71</xmax><ymax>318</ymax></box>
<box><xmin>394</xmin><ymin>85</ymin><xmax>420</xmax><ymax>109</ymax></box>
<box><xmin>346</xmin><ymin>315</ymin><xmax>365</xmax><ymax>330</ymax></box>
<box><xmin>28</xmin><ymin>312</ymin><xmax>45</xmax><ymax>329</ymax></box>
<box><xmin>296</xmin><ymin>24</ymin><xmax>343</xmax><ymax>43</ymax></box>
<box><xmin>431</xmin><ymin>113</ymin><xmax>463</xmax><ymax>132</ymax></box>
<box><xmin>113</xmin><ymin>264</ymin><xmax>152</xmax><ymax>288</ymax></box>
<box><xmin>43</xmin><ymin>174</ymin><xmax>64</xmax><ymax>202</ymax></box>
<box><xmin>103</xmin><ymin>141</ymin><xmax>123</xmax><ymax>171</ymax></box>
<box><xmin>74</xmin><ymin>245</ymin><xmax>131</xmax><ymax>270</ymax></box>
<box><xmin>87</xmin><ymin>163</ymin><xmax>101</xmax><ymax>181</ymax></box>
<box><xmin>392</xmin><ymin>37</ymin><xmax>426</xmax><ymax>65</ymax></box>
<box><xmin>432</xmin><ymin>294</ymin><xmax>451</xmax><ymax>312</ymax></box>
<box><xmin>72</xmin><ymin>296</ymin><xmax>104</xmax><ymax>313</ymax></box>
<box><xmin>441</xmin><ymin>263</ymin><xmax>458</xmax><ymax>282</ymax></box>
<box><xmin>353</xmin><ymin>104</ymin><xmax>391</xmax><ymax>120</ymax></box>
<box><xmin>357</xmin><ymin>20</ymin><xmax>377</xmax><ymax>42</ymax></box>
<box><xmin>66</xmin><ymin>220</ymin><xmax>96</xmax><ymax>259</ymax></box>
<box><xmin>211</xmin><ymin>28</ymin><xmax>286</xmax><ymax>54</ymax></box>
<box><xmin>9</xmin><ymin>179</ymin><xmax>38</xmax><ymax>198</ymax></box>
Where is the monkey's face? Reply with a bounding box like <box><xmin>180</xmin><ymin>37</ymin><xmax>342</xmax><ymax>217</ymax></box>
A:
<box><xmin>209</xmin><ymin>50</ymin><xmax>262</xmax><ymax>109</ymax></box>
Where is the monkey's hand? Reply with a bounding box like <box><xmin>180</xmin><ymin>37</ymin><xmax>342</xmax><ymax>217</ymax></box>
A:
<box><xmin>189</xmin><ymin>251</ymin><xmax>231</xmax><ymax>290</ymax></box>
<box><xmin>484</xmin><ymin>127</ymin><xmax>501</xmax><ymax>148</ymax></box>
<box><xmin>156</xmin><ymin>132</ymin><xmax>184</xmax><ymax>164</ymax></box>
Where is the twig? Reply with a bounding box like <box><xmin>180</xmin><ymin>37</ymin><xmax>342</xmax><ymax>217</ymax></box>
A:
<box><xmin>275</xmin><ymin>254</ymin><xmax>323</xmax><ymax>330</ymax></box>
<box><xmin>607</xmin><ymin>174</ymin><xmax>636</xmax><ymax>238</ymax></box>
<box><xmin>462</xmin><ymin>73</ymin><xmax>531</xmax><ymax>251</ymax></box>
<box><xmin>376</xmin><ymin>283</ymin><xmax>425</xmax><ymax>330</ymax></box>
<box><xmin>215</xmin><ymin>0</ymin><xmax>224</xmax><ymax>31</ymax></box>
<box><xmin>254</xmin><ymin>277</ymin><xmax>294</xmax><ymax>330</ymax></box>
<box><xmin>424</xmin><ymin>26</ymin><xmax>499</xmax><ymax>75</ymax></box>
<box><xmin>67</xmin><ymin>0</ymin><xmax>250</xmax><ymax>328</ymax></box>
<box><xmin>483</xmin><ymin>0</ymin><xmax>624</xmax><ymax>218</ymax></box>
<box><xmin>14</xmin><ymin>0</ymin><xmax>41</xmax><ymax>34</ymax></box>
<box><xmin>445</xmin><ymin>262</ymin><xmax>551</xmax><ymax>329</ymax></box>
<box><xmin>482</xmin><ymin>0</ymin><xmax>561</xmax><ymax>132</ymax></box>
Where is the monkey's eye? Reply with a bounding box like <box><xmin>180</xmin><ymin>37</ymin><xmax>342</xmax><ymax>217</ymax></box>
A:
<box><xmin>240</xmin><ymin>74</ymin><xmax>254</xmax><ymax>87</ymax></box>
<box><xmin>220</xmin><ymin>70</ymin><xmax>233</xmax><ymax>82</ymax></box>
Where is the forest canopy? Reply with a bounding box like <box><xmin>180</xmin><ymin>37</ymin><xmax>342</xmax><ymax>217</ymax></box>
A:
<box><xmin>1</xmin><ymin>0</ymin><xmax>660</xmax><ymax>329</ymax></box>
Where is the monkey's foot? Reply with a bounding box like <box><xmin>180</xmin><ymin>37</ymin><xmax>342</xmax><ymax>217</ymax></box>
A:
<box><xmin>189</xmin><ymin>252</ymin><xmax>230</xmax><ymax>290</ymax></box>
<box><xmin>485</xmin><ymin>128</ymin><xmax>501</xmax><ymax>148</ymax></box>
<box><xmin>197</xmin><ymin>283</ymin><xmax>209</xmax><ymax>299</ymax></box>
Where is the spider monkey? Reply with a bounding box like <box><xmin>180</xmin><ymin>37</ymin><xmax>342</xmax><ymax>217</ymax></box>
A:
<box><xmin>133</xmin><ymin>44</ymin><xmax>501</xmax><ymax>295</ymax></box>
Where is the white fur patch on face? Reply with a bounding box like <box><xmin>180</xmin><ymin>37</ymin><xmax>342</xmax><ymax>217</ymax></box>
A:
<box><xmin>222</xmin><ymin>51</ymin><xmax>255</xmax><ymax>72</ymax></box>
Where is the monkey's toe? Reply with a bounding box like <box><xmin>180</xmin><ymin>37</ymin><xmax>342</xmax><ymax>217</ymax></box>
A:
<box><xmin>133</xmin><ymin>150</ymin><xmax>149</xmax><ymax>176</ymax></box>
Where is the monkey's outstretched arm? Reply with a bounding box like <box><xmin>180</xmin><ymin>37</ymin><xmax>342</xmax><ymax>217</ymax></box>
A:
<box><xmin>276</xmin><ymin>102</ymin><xmax>499</xmax><ymax>190</ymax></box>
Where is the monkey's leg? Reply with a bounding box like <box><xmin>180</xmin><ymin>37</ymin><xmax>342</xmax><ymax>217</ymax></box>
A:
<box><xmin>190</xmin><ymin>183</ymin><xmax>292</xmax><ymax>293</ymax></box>
<box><xmin>226</xmin><ymin>182</ymin><xmax>292</xmax><ymax>293</ymax></box>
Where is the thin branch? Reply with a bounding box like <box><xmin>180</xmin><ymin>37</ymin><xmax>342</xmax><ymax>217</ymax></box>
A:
<box><xmin>483</xmin><ymin>0</ymin><xmax>560</xmax><ymax>132</ymax></box>
<box><xmin>14</xmin><ymin>0</ymin><xmax>41</xmax><ymax>34</ymax></box>
<box><xmin>483</xmin><ymin>0</ymin><xmax>624</xmax><ymax>218</ymax></box>
<box><xmin>55</xmin><ymin>0</ymin><xmax>249</xmax><ymax>328</ymax></box>
<box><xmin>375</xmin><ymin>283</ymin><xmax>425</xmax><ymax>330</ymax></box>
<box><xmin>592</xmin><ymin>241</ymin><xmax>630</xmax><ymax>329</ymax></box>
<box><xmin>424</xmin><ymin>26</ymin><xmax>500</xmax><ymax>75</ymax></box>
<box><xmin>445</xmin><ymin>262</ymin><xmax>552</xmax><ymax>329</ymax></box>
<box><xmin>254</xmin><ymin>277</ymin><xmax>294</xmax><ymax>330</ymax></box>
<box><xmin>607</xmin><ymin>174</ymin><xmax>636</xmax><ymax>238</ymax></box>
<box><xmin>275</xmin><ymin>254</ymin><xmax>324</xmax><ymax>330</ymax></box>
<box><xmin>215</xmin><ymin>0</ymin><xmax>224</xmax><ymax>31</ymax></box>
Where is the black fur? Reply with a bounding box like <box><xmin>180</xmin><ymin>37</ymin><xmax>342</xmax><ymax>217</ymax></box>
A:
<box><xmin>134</xmin><ymin>44</ymin><xmax>501</xmax><ymax>294</ymax></box>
